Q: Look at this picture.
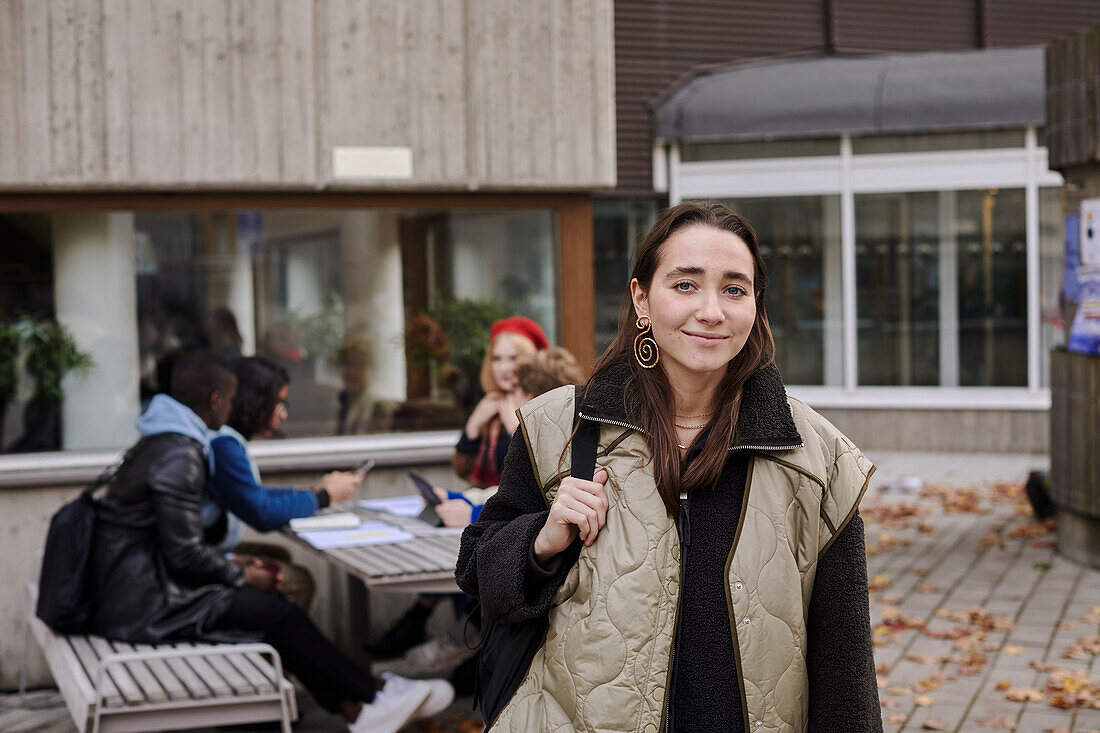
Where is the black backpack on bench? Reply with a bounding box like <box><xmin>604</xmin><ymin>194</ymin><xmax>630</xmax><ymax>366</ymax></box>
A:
<box><xmin>36</xmin><ymin>446</ymin><xmax>134</xmax><ymax>632</ymax></box>
<box><xmin>475</xmin><ymin>386</ymin><xmax>600</xmax><ymax>729</ymax></box>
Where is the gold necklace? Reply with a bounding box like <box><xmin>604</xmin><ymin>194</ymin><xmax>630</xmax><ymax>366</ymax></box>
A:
<box><xmin>674</xmin><ymin>422</ymin><xmax>708</xmax><ymax>430</ymax></box>
<box><xmin>674</xmin><ymin>411</ymin><xmax>714</xmax><ymax>419</ymax></box>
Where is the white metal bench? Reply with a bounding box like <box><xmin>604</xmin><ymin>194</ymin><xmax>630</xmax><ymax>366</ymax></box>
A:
<box><xmin>24</xmin><ymin>583</ymin><xmax>298</xmax><ymax>733</ymax></box>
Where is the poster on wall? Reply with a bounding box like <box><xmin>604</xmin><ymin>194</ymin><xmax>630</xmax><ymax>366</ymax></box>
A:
<box><xmin>1067</xmin><ymin>264</ymin><xmax>1100</xmax><ymax>355</ymax></box>
<box><xmin>1079</xmin><ymin>199</ymin><xmax>1100</xmax><ymax>265</ymax></box>
<box><xmin>1065</xmin><ymin>213</ymin><xmax>1081</xmax><ymax>302</ymax></box>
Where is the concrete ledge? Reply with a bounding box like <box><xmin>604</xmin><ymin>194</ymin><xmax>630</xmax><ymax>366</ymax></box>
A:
<box><xmin>0</xmin><ymin>430</ymin><xmax>461</xmax><ymax>489</ymax></box>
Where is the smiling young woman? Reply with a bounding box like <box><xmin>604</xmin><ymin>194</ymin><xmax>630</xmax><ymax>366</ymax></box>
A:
<box><xmin>458</xmin><ymin>201</ymin><xmax>882</xmax><ymax>733</ymax></box>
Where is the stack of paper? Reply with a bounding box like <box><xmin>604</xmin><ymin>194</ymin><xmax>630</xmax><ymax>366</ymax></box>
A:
<box><xmin>296</xmin><ymin>520</ymin><xmax>415</xmax><ymax>550</ymax></box>
<box><xmin>358</xmin><ymin>495</ymin><xmax>425</xmax><ymax>518</ymax></box>
<box><xmin>289</xmin><ymin>512</ymin><xmax>361</xmax><ymax>532</ymax></box>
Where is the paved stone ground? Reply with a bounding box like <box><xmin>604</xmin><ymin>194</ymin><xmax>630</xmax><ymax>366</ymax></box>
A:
<box><xmin>5</xmin><ymin>450</ymin><xmax>1099</xmax><ymax>733</ymax></box>
<box><xmin>863</xmin><ymin>451</ymin><xmax>1100</xmax><ymax>733</ymax></box>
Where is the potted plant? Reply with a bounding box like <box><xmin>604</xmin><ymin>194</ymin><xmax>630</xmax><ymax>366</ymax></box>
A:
<box><xmin>3</xmin><ymin>316</ymin><xmax>93</xmax><ymax>451</ymax></box>
<box><xmin>422</xmin><ymin>294</ymin><xmax>511</xmax><ymax>410</ymax></box>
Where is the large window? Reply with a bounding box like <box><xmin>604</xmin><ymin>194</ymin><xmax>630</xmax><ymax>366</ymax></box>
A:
<box><xmin>725</xmin><ymin>196</ymin><xmax>842</xmax><ymax>386</ymax></box>
<box><xmin>672</xmin><ymin>126</ymin><xmax>1065</xmax><ymax>401</ymax></box>
<box><xmin>1</xmin><ymin>207</ymin><xmax>558</xmax><ymax>453</ymax></box>
<box><xmin>855</xmin><ymin>188</ymin><xmax>1029</xmax><ymax>387</ymax></box>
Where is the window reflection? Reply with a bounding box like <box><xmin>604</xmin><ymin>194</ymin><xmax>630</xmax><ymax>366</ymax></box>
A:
<box><xmin>956</xmin><ymin>189</ymin><xmax>1027</xmax><ymax>387</ymax></box>
<box><xmin>856</xmin><ymin>192</ymin><xmax>941</xmax><ymax>386</ymax></box>
<box><xmin>136</xmin><ymin>208</ymin><xmax>558</xmax><ymax>439</ymax></box>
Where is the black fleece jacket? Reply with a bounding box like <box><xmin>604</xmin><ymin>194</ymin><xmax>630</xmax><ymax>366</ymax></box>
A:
<box><xmin>456</xmin><ymin>362</ymin><xmax>882</xmax><ymax>733</ymax></box>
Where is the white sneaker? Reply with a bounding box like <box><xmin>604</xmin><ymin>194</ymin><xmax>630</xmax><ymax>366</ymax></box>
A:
<box><xmin>347</xmin><ymin>674</ymin><xmax>431</xmax><ymax>733</ymax></box>
<box><xmin>403</xmin><ymin>633</ymin><xmax>479</xmax><ymax>676</ymax></box>
<box><xmin>381</xmin><ymin>671</ymin><xmax>455</xmax><ymax>720</ymax></box>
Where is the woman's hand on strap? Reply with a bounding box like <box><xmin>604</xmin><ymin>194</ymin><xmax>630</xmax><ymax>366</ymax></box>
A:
<box><xmin>533</xmin><ymin>468</ymin><xmax>609</xmax><ymax>566</ymax></box>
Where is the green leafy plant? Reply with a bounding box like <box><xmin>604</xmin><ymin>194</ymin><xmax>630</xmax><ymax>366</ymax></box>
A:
<box><xmin>9</xmin><ymin>316</ymin><xmax>95</xmax><ymax>402</ymax></box>
<box><xmin>0</xmin><ymin>323</ymin><xmax>21</xmax><ymax>406</ymax></box>
<box><xmin>282</xmin><ymin>294</ymin><xmax>345</xmax><ymax>362</ymax></box>
<box><xmin>423</xmin><ymin>293</ymin><xmax>510</xmax><ymax>386</ymax></box>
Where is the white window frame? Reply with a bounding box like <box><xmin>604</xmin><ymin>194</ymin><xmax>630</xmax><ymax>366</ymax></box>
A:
<box><xmin>667</xmin><ymin>126</ymin><xmax>1062</xmax><ymax>410</ymax></box>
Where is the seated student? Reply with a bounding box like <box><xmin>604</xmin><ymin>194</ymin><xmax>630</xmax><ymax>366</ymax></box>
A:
<box><xmin>433</xmin><ymin>347</ymin><xmax>588</xmax><ymax>524</ymax></box>
<box><xmin>89</xmin><ymin>349</ymin><xmax>452</xmax><ymax>733</ymax></box>
<box><xmin>374</xmin><ymin>347</ymin><xmax>587</xmax><ymax>678</ymax></box>
<box><xmin>204</xmin><ymin>357</ymin><xmax>362</xmax><ymax>609</ymax></box>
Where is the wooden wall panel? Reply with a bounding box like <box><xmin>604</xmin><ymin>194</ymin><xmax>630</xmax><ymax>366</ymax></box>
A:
<box><xmin>988</xmin><ymin>0</ymin><xmax>1100</xmax><ymax>47</ymax></box>
<box><xmin>0</xmin><ymin>0</ymin><xmax>615</xmax><ymax>191</ymax></box>
<box><xmin>834</xmin><ymin>0</ymin><xmax>977</xmax><ymax>52</ymax></box>
<box><xmin>613</xmin><ymin>0</ymin><xmax>825</xmax><ymax>195</ymax></box>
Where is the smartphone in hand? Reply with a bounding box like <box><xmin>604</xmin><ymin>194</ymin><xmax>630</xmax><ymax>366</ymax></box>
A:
<box><xmin>352</xmin><ymin>458</ymin><xmax>376</xmax><ymax>475</ymax></box>
<box><xmin>407</xmin><ymin>471</ymin><xmax>445</xmax><ymax>526</ymax></box>
<box><xmin>408</xmin><ymin>471</ymin><xmax>443</xmax><ymax>506</ymax></box>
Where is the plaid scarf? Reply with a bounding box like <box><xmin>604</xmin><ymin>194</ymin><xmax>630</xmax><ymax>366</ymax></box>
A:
<box><xmin>468</xmin><ymin>417</ymin><xmax>503</xmax><ymax>489</ymax></box>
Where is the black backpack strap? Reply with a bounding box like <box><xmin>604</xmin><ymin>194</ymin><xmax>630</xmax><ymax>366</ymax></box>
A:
<box><xmin>82</xmin><ymin>439</ymin><xmax>143</xmax><ymax>497</ymax></box>
<box><xmin>474</xmin><ymin>386</ymin><xmax>600</xmax><ymax>727</ymax></box>
<box><xmin>571</xmin><ymin>385</ymin><xmax>599</xmax><ymax>481</ymax></box>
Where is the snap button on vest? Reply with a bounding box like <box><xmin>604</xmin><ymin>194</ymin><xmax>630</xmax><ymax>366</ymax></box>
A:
<box><xmin>644</xmin><ymin>724</ymin><xmax>658</xmax><ymax>733</ymax></box>
<box><xmin>672</xmin><ymin>544</ymin><xmax>680</xmax><ymax>561</ymax></box>
<box><xmin>735</xmin><ymin>581</ymin><xmax>744</xmax><ymax>590</ymax></box>
<box><xmin>667</xmin><ymin>579</ymin><xmax>679</xmax><ymax>595</ymax></box>
<box><xmin>743</xmin><ymin>617</ymin><xmax>751</xmax><ymax>625</ymax></box>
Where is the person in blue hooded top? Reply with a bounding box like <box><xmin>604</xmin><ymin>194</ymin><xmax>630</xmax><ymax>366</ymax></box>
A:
<box><xmin>88</xmin><ymin>349</ymin><xmax>453</xmax><ymax>733</ymax></box>
<box><xmin>202</xmin><ymin>356</ymin><xmax>362</xmax><ymax>610</ymax></box>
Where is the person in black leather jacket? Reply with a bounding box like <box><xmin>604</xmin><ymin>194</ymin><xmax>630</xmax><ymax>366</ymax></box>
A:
<box><xmin>89</xmin><ymin>349</ymin><xmax>453</xmax><ymax>733</ymax></box>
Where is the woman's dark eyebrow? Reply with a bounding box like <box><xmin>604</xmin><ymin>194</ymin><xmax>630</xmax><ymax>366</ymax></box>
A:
<box><xmin>664</xmin><ymin>266</ymin><xmax>752</xmax><ymax>285</ymax></box>
<box><xmin>665</xmin><ymin>266</ymin><xmax>705</xmax><ymax>279</ymax></box>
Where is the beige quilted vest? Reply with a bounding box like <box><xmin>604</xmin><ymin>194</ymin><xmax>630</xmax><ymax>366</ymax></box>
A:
<box><xmin>492</xmin><ymin>385</ymin><xmax>874</xmax><ymax>733</ymax></box>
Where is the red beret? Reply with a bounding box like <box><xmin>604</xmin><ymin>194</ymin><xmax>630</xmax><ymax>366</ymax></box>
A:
<box><xmin>490</xmin><ymin>316</ymin><xmax>549</xmax><ymax>351</ymax></box>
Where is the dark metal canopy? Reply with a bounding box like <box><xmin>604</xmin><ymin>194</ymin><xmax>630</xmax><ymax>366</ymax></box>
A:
<box><xmin>654</xmin><ymin>46</ymin><xmax>1045</xmax><ymax>143</ymax></box>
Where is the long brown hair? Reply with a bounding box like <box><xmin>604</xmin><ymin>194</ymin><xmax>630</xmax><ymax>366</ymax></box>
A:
<box><xmin>588</xmin><ymin>201</ymin><xmax>774</xmax><ymax>515</ymax></box>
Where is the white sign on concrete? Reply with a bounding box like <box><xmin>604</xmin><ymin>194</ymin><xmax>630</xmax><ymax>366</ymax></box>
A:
<box><xmin>332</xmin><ymin>146</ymin><xmax>414</xmax><ymax>180</ymax></box>
<box><xmin>1079</xmin><ymin>198</ymin><xmax>1100</xmax><ymax>265</ymax></box>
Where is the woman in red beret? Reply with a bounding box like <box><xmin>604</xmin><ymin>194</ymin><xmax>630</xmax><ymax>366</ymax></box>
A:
<box><xmin>453</xmin><ymin>316</ymin><xmax>549</xmax><ymax>488</ymax></box>
<box><xmin>364</xmin><ymin>316</ymin><xmax>548</xmax><ymax>664</ymax></box>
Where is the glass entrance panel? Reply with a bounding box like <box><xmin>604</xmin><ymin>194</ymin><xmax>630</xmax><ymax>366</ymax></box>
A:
<box><xmin>724</xmin><ymin>195</ymin><xmax>842</xmax><ymax>386</ymax></box>
<box><xmin>855</xmin><ymin>192</ymin><xmax>940</xmax><ymax>386</ymax></box>
<box><xmin>955</xmin><ymin>188</ymin><xmax>1027</xmax><ymax>387</ymax></box>
<box><xmin>855</xmin><ymin>188</ymin><xmax>1029</xmax><ymax>387</ymax></box>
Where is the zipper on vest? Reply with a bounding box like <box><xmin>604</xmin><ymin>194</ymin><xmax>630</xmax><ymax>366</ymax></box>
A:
<box><xmin>660</xmin><ymin>490</ymin><xmax>690</xmax><ymax>733</ymax></box>
<box><xmin>576</xmin><ymin>412</ymin><xmax>644</xmax><ymax>434</ymax></box>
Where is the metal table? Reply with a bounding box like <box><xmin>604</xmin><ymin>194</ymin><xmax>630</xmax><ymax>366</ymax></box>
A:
<box><xmin>282</xmin><ymin>505</ymin><xmax>463</xmax><ymax>594</ymax></box>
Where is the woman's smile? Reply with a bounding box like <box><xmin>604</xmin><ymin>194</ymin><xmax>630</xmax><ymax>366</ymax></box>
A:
<box><xmin>682</xmin><ymin>330</ymin><xmax>728</xmax><ymax>346</ymax></box>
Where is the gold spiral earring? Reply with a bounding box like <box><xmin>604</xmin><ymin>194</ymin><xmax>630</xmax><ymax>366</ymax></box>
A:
<box><xmin>634</xmin><ymin>316</ymin><xmax>659</xmax><ymax>369</ymax></box>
